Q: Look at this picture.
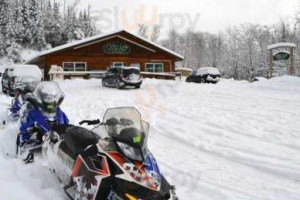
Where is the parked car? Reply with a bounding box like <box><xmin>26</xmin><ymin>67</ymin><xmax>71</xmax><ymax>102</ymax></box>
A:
<box><xmin>1</xmin><ymin>65</ymin><xmax>43</xmax><ymax>96</ymax></box>
<box><xmin>102</xmin><ymin>66</ymin><xmax>143</xmax><ymax>89</ymax></box>
<box><xmin>186</xmin><ymin>67</ymin><xmax>220</xmax><ymax>84</ymax></box>
<box><xmin>251</xmin><ymin>77</ymin><xmax>268</xmax><ymax>82</ymax></box>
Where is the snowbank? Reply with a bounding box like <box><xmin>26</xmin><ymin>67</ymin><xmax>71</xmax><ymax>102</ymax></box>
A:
<box><xmin>0</xmin><ymin>76</ymin><xmax>300</xmax><ymax>200</ymax></box>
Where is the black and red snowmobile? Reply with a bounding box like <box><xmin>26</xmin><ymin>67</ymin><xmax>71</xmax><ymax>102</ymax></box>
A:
<box><xmin>43</xmin><ymin>107</ymin><xmax>178</xmax><ymax>200</ymax></box>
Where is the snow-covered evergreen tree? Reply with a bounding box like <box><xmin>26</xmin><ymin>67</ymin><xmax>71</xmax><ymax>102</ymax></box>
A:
<box><xmin>13</xmin><ymin>0</ymin><xmax>24</xmax><ymax>44</ymax></box>
<box><xmin>0</xmin><ymin>0</ymin><xmax>9</xmax><ymax>55</ymax></box>
<box><xmin>25</xmin><ymin>0</ymin><xmax>46</xmax><ymax>50</ymax></box>
<box><xmin>0</xmin><ymin>0</ymin><xmax>97</xmax><ymax>60</ymax></box>
<box><xmin>82</xmin><ymin>9</ymin><xmax>94</xmax><ymax>38</ymax></box>
<box><xmin>43</xmin><ymin>0</ymin><xmax>53</xmax><ymax>47</ymax></box>
<box><xmin>31</xmin><ymin>9</ymin><xmax>46</xmax><ymax>50</ymax></box>
<box><xmin>6</xmin><ymin>8</ymin><xmax>22</xmax><ymax>62</ymax></box>
<box><xmin>7</xmin><ymin>42</ymin><xmax>22</xmax><ymax>62</ymax></box>
<box><xmin>5</xmin><ymin>9</ymin><xmax>16</xmax><ymax>46</ymax></box>
<box><xmin>19</xmin><ymin>0</ymin><xmax>32</xmax><ymax>47</ymax></box>
<box><xmin>47</xmin><ymin>1</ymin><xmax>62</xmax><ymax>47</ymax></box>
<box><xmin>0</xmin><ymin>0</ymin><xmax>9</xmax><ymax>36</ymax></box>
<box><xmin>62</xmin><ymin>6</ymin><xmax>85</xmax><ymax>43</ymax></box>
<box><xmin>0</xmin><ymin>36</ymin><xmax>5</xmax><ymax>57</ymax></box>
<box><xmin>28</xmin><ymin>0</ymin><xmax>38</xmax><ymax>23</ymax></box>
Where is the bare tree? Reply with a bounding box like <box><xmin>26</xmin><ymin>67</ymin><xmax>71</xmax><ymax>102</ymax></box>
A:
<box><xmin>137</xmin><ymin>24</ymin><xmax>149</xmax><ymax>39</ymax></box>
<box><xmin>150</xmin><ymin>24</ymin><xmax>160</xmax><ymax>42</ymax></box>
<box><xmin>167</xmin><ymin>29</ymin><xmax>179</xmax><ymax>51</ymax></box>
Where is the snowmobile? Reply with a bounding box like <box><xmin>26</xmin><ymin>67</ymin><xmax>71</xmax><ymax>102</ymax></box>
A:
<box><xmin>7</xmin><ymin>76</ymin><xmax>40</xmax><ymax>121</ymax></box>
<box><xmin>16</xmin><ymin>81</ymin><xmax>69</xmax><ymax>162</ymax></box>
<box><xmin>43</xmin><ymin>107</ymin><xmax>178</xmax><ymax>200</ymax></box>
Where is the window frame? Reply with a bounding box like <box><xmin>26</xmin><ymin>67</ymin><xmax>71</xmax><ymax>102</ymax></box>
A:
<box><xmin>112</xmin><ymin>62</ymin><xmax>124</xmax><ymax>68</ymax></box>
<box><xmin>130</xmin><ymin>63</ymin><xmax>141</xmax><ymax>69</ymax></box>
<box><xmin>62</xmin><ymin>62</ymin><xmax>87</xmax><ymax>72</ymax></box>
<box><xmin>145</xmin><ymin>63</ymin><xmax>164</xmax><ymax>73</ymax></box>
<box><xmin>74</xmin><ymin>63</ymin><xmax>87</xmax><ymax>71</ymax></box>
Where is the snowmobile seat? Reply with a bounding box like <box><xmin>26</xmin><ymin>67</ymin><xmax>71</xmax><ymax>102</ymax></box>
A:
<box><xmin>53</xmin><ymin>125</ymin><xmax>100</xmax><ymax>160</ymax></box>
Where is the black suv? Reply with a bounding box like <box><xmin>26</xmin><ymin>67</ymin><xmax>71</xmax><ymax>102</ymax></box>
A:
<box><xmin>1</xmin><ymin>68</ymin><xmax>13</xmax><ymax>95</ymax></box>
<box><xmin>1</xmin><ymin>65</ymin><xmax>43</xmax><ymax>96</ymax></box>
<box><xmin>102</xmin><ymin>66</ymin><xmax>143</xmax><ymax>89</ymax></box>
<box><xmin>186</xmin><ymin>67</ymin><xmax>220</xmax><ymax>84</ymax></box>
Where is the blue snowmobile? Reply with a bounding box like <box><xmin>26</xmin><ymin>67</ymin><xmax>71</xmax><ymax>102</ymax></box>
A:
<box><xmin>16</xmin><ymin>81</ymin><xmax>69</xmax><ymax>163</ymax></box>
<box><xmin>8</xmin><ymin>76</ymin><xmax>40</xmax><ymax>120</ymax></box>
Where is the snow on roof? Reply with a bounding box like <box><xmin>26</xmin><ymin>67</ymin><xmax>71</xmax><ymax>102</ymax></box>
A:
<box><xmin>25</xmin><ymin>29</ymin><xmax>184</xmax><ymax>64</ymax></box>
<box><xmin>10</xmin><ymin>64</ymin><xmax>43</xmax><ymax>80</ymax></box>
<box><xmin>267</xmin><ymin>43</ymin><xmax>296</xmax><ymax>50</ymax></box>
<box><xmin>197</xmin><ymin>67</ymin><xmax>220</xmax><ymax>76</ymax></box>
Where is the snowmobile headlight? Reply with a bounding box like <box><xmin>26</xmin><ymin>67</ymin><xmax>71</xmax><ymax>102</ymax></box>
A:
<box><xmin>116</xmin><ymin>142</ymin><xmax>143</xmax><ymax>161</ymax></box>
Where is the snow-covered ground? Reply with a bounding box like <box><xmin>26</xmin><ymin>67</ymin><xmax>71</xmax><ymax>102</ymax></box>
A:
<box><xmin>0</xmin><ymin>77</ymin><xmax>300</xmax><ymax>200</ymax></box>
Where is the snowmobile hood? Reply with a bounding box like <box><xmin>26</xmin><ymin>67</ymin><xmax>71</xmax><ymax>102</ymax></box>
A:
<box><xmin>107</xmin><ymin>151</ymin><xmax>161</xmax><ymax>191</ymax></box>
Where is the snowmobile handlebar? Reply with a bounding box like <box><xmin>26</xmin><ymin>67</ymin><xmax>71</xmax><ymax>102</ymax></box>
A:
<box><xmin>79</xmin><ymin>119</ymin><xmax>100</xmax><ymax>126</ymax></box>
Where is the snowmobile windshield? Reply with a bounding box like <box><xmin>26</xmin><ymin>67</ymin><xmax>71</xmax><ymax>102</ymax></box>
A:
<box><xmin>103</xmin><ymin>107</ymin><xmax>149</xmax><ymax>161</ymax></box>
<box><xmin>32</xmin><ymin>82</ymin><xmax>64</xmax><ymax>115</ymax></box>
<box><xmin>15</xmin><ymin>76</ymin><xmax>39</xmax><ymax>93</ymax></box>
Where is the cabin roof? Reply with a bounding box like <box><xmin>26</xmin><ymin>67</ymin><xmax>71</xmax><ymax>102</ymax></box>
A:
<box><xmin>25</xmin><ymin>29</ymin><xmax>184</xmax><ymax>63</ymax></box>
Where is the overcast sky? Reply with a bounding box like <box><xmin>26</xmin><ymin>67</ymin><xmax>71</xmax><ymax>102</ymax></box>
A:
<box><xmin>78</xmin><ymin>0</ymin><xmax>299</xmax><ymax>37</ymax></box>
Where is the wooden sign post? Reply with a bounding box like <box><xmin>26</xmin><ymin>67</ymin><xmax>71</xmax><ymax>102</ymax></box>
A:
<box><xmin>267</xmin><ymin>43</ymin><xmax>296</xmax><ymax>78</ymax></box>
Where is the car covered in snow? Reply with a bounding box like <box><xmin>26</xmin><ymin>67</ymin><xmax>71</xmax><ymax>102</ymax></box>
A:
<box><xmin>102</xmin><ymin>66</ymin><xmax>143</xmax><ymax>89</ymax></box>
<box><xmin>1</xmin><ymin>65</ymin><xmax>43</xmax><ymax>96</ymax></box>
<box><xmin>186</xmin><ymin>67</ymin><xmax>220</xmax><ymax>84</ymax></box>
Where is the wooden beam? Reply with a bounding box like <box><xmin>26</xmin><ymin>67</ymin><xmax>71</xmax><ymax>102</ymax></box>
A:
<box><xmin>116</xmin><ymin>36</ymin><xmax>156</xmax><ymax>53</ymax></box>
<box><xmin>290</xmin><ymin>47</ymin><xmax>294</xmax><ymax>75</ymax></box>
<box><xmin>73</xmin><ymin>36</ymin><xmax>118</xmax><ymax>49</ymax></box>
<box><xmin>269</xmin><ymin>49</ymin><xmax>273</xmax><ymax>78</ymax></box>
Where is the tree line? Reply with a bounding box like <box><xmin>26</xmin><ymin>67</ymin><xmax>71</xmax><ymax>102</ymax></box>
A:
<box><xmin>160</xmin><ymin>18</ymin><xmax>300</xmax><ymax>80</ymax></box>
<box><xmin>0</xmin><ymin>0</ymin><xmax>96</xmax><ymax>62</ymax></box>
<box><xmin>1</xmin><ymin>0</ymin><xmax>299</xmax><ymax>80</ymax></box>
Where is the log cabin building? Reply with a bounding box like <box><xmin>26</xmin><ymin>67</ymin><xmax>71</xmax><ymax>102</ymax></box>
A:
<box><xmin>25</xmin><ymin>30</ymin><xmax>184</xmax><ymax>80</ymax></box>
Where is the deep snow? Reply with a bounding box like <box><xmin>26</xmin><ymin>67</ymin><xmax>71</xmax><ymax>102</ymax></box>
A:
<box><xmin>0</xmin><ymin>76</ymin><xmax>300</xmax><ymax>200</ymax></box>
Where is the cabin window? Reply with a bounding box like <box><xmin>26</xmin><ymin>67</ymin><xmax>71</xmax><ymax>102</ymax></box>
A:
<box><xmin>145</xmin><ymin>63</ymin><xmax>164</xmax><ymax>73</ymax></box>
<box><xmin>63</xmin><ymin>62</ymin><xmax>87</xmax><ymax>71</ymax></box>
<box><xmin>112</xmin><ymin>62</ymin><xmax>124</xmax><ymax>67</ymax></box>
<box><xmin>130</xmin><ymin>63</ymin><xmax>141</xmax><ymax>69</ymax></box>
<box><xmin>75</xmin><ymin>63</ymin><xmax>86</xmax><ymax>71</ymax></box>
